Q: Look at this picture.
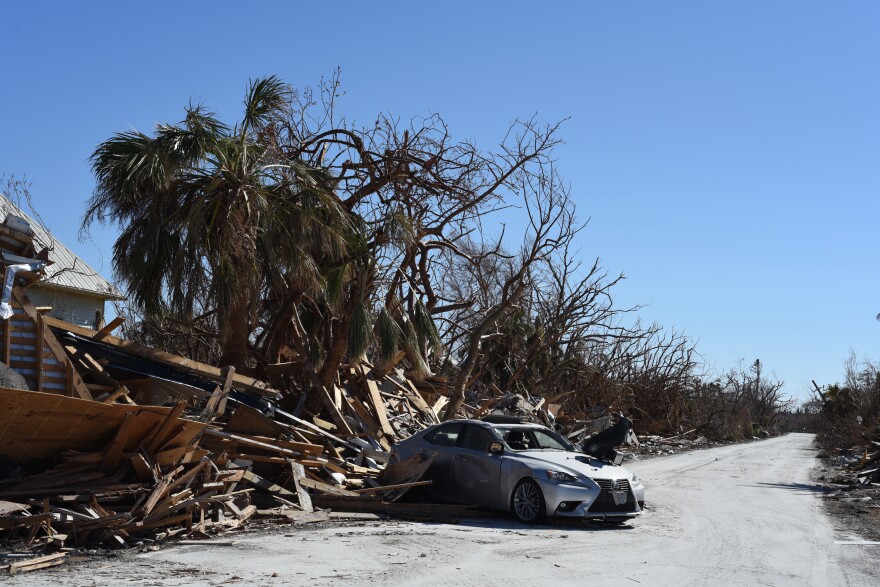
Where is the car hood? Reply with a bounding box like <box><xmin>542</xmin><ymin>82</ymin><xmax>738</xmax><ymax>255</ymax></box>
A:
<box><xmin>511</xmin><ymin>450</ymin><xmax>634</xmax><ymax>481</ymax></box>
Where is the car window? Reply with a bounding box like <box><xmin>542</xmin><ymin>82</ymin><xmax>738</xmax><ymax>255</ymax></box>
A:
<box><xmin>496</xmin><ymin>426</ymin><xmax>575</xmax><ymax>451</ymax></box>
<box><xmin>530</xmin><ymin>429</ymin><xmax>570</xmax><ymax>450</ymax></box>
<box><xmin>425</xmin><ymin>423</ymin><xmax>463</xmax><ymax>447</ymax></box>
<box><xmin>458</xmin><ymin>425</ymin><xmax>495</xmax><ymax>452</ymax></box>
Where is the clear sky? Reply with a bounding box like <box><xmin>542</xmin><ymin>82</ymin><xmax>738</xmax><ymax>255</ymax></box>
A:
<box><xmin>1</xmin><ymin>1</ymin><xmax>878</xmax><ymax>402</ymax></box>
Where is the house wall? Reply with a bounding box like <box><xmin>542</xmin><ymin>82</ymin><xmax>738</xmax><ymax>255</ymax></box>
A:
<box><xmin>0</xmin><ymin>305</ymin><xmax>68</xmax><ymax>392</ymax></box>
<box><xmin>27</xmin><ymin>287</ymin><xmax>106</xmax><ymax>329</ymax></box>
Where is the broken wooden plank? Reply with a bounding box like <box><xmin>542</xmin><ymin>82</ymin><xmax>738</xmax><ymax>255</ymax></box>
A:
<box><xmin>363</xmin><ymin>377</ymin><xmax>395</xmax><ymax>437</ymax></box>
<box><xmin>200</xmin><ymin>366</ymin><xmax>236</xmax><ymax>422</ymax></box>
<box><xmin>288</xmin><ymin>460</ymin><xmax>313</xmax><ymax>513</ymax></box>
<box><xmin>202</xmin><ymin>429</ymin><xmax>306</xmax><ymax>459</ymax></box>
<box><xmin>100</xmin><ymin>386</ymin><xmax>131</xmax><ymax>405</ymax></box>
<box><xmin>297</xmin><ymin>478</ymin><xmax>360</xmax><ymax>497</ymax></box>
<box><xmin>6</xmin><ymin>552</ymin><xmax>66</xmax><ymax>575</ymax></box>
<box><xmin>320</xmin><ymin>386</ymin><xmax>355</xmax><ymax>436</ymax></box>
<box><xmin>94</xmin><ymin>316</ymin><xmax>125</xmax><ymax>341</ymax></box>
<box><xmin>101</xmin><ymin>412</ymin><xmax>134</xmax><ymax>472</ymax></box>
<box><xmin>241</xmin><ymin>471</ymin><xmax>296</xmax><ymax>497</ymax></box>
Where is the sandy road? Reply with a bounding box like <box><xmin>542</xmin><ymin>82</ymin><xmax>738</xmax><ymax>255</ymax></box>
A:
<box><xmin>18</xmin><ymin>433</ymin><xmax>878</xmax><ymax>586</ymax></box>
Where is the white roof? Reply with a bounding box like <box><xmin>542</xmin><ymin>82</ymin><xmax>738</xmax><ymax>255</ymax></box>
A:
<box><xmin>0</xmin><ymin>194</ymin><xmax>125</xmax><ymax>300</ymax></box>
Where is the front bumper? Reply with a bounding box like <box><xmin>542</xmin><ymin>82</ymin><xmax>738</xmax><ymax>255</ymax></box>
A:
<box><xmin>536</xmin><ymin>477</ymin><xmax>644</xmax><ymax>519</ymax></box>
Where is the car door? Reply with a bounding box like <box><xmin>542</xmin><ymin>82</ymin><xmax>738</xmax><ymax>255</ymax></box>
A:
<box><xmin>419</xmin><ymin>422</ymin><xmax>463</xmax><ymax>498</ymax></box>
<box><xmin>451</xmin><ymin>424</ymin><xmax>503</xmax><ymax>507</ymax></box>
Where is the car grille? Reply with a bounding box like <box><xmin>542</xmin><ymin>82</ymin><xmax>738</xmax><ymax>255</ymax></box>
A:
<box><xmin>589</xmin><ymin>478</ymin><xmax>637</xmax><ymax>513</ymax></box>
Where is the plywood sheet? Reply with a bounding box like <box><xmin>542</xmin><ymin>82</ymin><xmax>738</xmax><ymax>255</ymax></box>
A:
<box><xmin>0</xmin><ymin>387</ymin><xmax>205</xmax><ymax>463</ymax></box>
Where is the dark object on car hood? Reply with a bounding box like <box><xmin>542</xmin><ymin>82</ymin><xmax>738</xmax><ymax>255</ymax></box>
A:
<box><xmin>583</xmin><ymin>416</ymin><xmax>633</xmax><ymax>461</ymax></box>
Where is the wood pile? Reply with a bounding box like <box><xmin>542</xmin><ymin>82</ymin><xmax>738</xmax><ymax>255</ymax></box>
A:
<box><xmin>0</xmin><ymin>353</ymin><xmax>446</xmax><ymax>556</ymax></box>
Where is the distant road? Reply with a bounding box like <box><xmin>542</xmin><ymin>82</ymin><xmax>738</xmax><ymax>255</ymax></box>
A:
<box><xmin>19</xmin><ymin>433</ymin><xmax>878</xmax><ymax>586</ymax></box>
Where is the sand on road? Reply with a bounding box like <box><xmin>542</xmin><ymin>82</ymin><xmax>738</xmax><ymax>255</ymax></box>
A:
<box><xmin>16</xmin><ymin>433</ymin><xmax>878</xmax><ymax>586</ymax></box>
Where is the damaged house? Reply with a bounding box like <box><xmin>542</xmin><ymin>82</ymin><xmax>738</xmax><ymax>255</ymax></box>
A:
<box><xmin>0</xmin><ymin>195</ymin><xmax>124</xmax><ymax>329</ymax></box>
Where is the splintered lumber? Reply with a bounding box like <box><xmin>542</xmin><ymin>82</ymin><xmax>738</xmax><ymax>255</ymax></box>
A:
<box><xmin>298</xmin><ymin>478</ymin><xmax>360</xmax><ymax>497</ymax></box>
<box><xmin>5</xmin><ymin>552</ymin><xmax>66</xmax><ymax>575</ymax></box>
<box><xmin>379</xmin><ymin>453</ymin><xmax>435</xmax><ymax>486</ymax></box>
<box><xmin>101</xmin><ymin>412</ymin><xmax>134</xmax><ymax>472</ymax></box>
<box><xmin>320</xmin><ymin>386</ymin><xmax>354</xmax><ymax>436</ymax></box>
<box><xmin>0</xmin><ymin>513</ymin><xmax>51</xmax><ymax>530</ymax></box>
<box><xmin>224</xmin><ymin>404</ymin><xmax>288</xmax><ymax>438</ymax></box>
<box><xmin>101</xmin><ymin>386</ymin><xmax>132</xmax><ymax>405</ymax></box>
<box><xmin>241</xmin><ymin>471</ymin><xmax>296</xmax><ymax>498</ymax></box>
<box><xmin>94</xmin><ymin>316</ymin><xmax>125</xmax><ymax>341</ymax></box>
<box><xmin>200</xmin><ymin>366</ymin><xmax>236</xmax><ymax>421</ymax></box>
<box><xmin>289</xmin><ymin>461</ymin><xmax>313</xmax><ymax>513</ymax></box>
<box><xmin>291</xmin><ymin>510</ymin><xmax>330</xmax><ymax>526</ymax></box>
<box><xmin>145</xmin><ymin>402</ymin><xmax>188</xmax><ymax>453</ymax></box>
<box><xmin>42</xmin><ymin>316</ymin><xmax>279</xmax><ymax>398</ymax></box>
<box><xmin>363</xmin><ymin>377</ymin><xmax>395</xmax><ymax>437</ymax></box>
<box><xmin>377</xmin><ymin>453</ymin><xmax>435</xmax><ymax>502</ymax></box>
<box><xmin>202</xmin><ymin>429</ymin><xmax>310</xmax><ymax>460</ymax></box>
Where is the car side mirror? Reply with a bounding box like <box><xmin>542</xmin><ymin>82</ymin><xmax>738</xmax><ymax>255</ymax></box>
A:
<box><xmin>488</xmin><ymin>441</ymin><xmax>504</xmax><ymax>454</ymax></box>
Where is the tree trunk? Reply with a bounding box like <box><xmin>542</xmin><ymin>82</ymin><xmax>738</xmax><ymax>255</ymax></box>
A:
<box><xmin>219</xmin><ymin>295</ymin><xmax>250</xmax><ymax>369</ymax></box>
<box><xmin>443</xmin><ymin>329</ymin><xmax>485</xmax><ymax>420</ymax></box>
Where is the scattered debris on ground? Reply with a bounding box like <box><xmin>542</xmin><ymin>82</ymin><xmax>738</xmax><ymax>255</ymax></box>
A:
<box><xmin>814</xmin><ymin>441</ymin><xmax>880</xmax><ymax>542</ymax></box>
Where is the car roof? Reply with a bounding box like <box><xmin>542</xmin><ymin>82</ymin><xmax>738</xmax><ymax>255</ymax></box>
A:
<box><xmin>431</xmin><ymin>419</ymin><xmax>547</xmax><ymax>430</ymax></box>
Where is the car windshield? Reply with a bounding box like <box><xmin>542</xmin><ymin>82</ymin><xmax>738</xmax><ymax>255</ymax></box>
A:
<box><xmin>495</xmin><ymin>426</ymin><xmax>575</xmax><ymax>451</ymax></box>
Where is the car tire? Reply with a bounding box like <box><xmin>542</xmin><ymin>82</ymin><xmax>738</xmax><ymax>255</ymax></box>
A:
<box><xmin>511</xmin><ymin>479</ymin><xmax>545</xmax><ymax>524</ymax></box>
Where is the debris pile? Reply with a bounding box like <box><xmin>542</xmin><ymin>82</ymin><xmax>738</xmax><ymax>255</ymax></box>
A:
<box><xmin>815</xmin><ymin>441</ymin><xmax>880</xmax><ymax>542</ymax></box>
<box><xmin>0</xmin><ymin>201</ymin><xmax>681</xmax><ymax>571</ymax></box>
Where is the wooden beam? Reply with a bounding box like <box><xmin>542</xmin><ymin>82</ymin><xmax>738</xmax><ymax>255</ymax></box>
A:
<box><xmin>202</xmin><ymin>429</ymin><xmax>308</xmax><ymax>459</ymax></box>
<box><xmin>321</xmin><ymin>385</ymin><xmax>355</xmax><ymax>436</ymax></box>
<box><xmin>101</xmin><ymin>386</ymin><xmax>131</xmax><ymax>405</ymax></box>
<box><xmin>94</xmin><ymin>316</ymin><xmax>125</xmax><ymax>341</ymax></box>
<box><xmin>35</xmin><ymin>314</ymin><xmax>44</xmax><ymax>391</ymax></box>
<box><xmin>363</xmin><ymin>377</ymin><xmax>395</xmax><ymax>437</ymax></box>
<box><xmin>63</xmin><ymin>345</ymin><xmax>118</xmax><ymax>389</ymax></box>
<box><xmin>144</xmin><ymin>402</ymin><xmax>187</xmax><ymax>453</ymax></box>
<box><xmin>200</xmin><ymin>366</ymin><xmax>235</xmax><ymax>422</ymax></box>
<box><xmin>101</xmin><ymin>412</ymin><xmax>133</xmax><ymax>472</ymax></box>
<box><xmin>288</xmin><ymin>460</ymin><xmax>313</xmax><ymax>512</ymax></box>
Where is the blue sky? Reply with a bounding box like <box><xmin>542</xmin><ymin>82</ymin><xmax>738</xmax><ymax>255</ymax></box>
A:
<box><xmin>1</xmin><ymin>1</ymin><xmax>878</xmax><ymax>402</ymax></box>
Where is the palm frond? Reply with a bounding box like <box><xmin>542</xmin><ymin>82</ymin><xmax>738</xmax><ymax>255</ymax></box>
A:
<box><xmin>348</xmin><ymin>302</ymin><xmax>373</xmax><ymax>365</ymax></box>
<box><xmin>413</xmin><ymin>298</ymin><xmax>442</xmax><ymax>354</ymax></box>
<box><xmin>402</xmin><ymin>319</ymin><xmax>430</xmax><ymax>380</ymax></box>
<box><xmin>376</xmin><ymin>307</ymin><xmax>402</xmax><ymax>363</ymax></box>
<box><xmin>241</xmin><ymin>75</ymin><xmax>288</xmax><ymax>138</ymax></box>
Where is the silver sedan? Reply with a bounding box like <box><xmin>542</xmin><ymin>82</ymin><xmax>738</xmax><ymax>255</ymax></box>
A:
<box><xmin>390</xmin><ymin>419</ymin><xmax>646</xmax><ymax>523</ymax></box>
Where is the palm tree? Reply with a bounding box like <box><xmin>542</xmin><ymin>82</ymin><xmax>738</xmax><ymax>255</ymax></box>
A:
<box><xmin>84</xmin><ymin>76</ymin><xmax>350</xmax><ymax>370</ymax></box>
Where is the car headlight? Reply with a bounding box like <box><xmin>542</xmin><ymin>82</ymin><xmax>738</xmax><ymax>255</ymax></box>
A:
<box><xmin>631</xmin><ymin>473</ymin><xmax>643</xmax><ymax>486</ymax></box>
<box><xmin>545</xmin><ymin>470</ymin><xmax>580</xmax><ymax>483</ymax></box>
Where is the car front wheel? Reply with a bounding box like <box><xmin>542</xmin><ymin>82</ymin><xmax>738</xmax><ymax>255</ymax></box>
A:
<box><xmin>511</xmin><ymin>479</ymin><xmax>545</xmax><ymax>524</ymax></box>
